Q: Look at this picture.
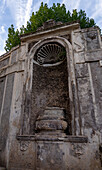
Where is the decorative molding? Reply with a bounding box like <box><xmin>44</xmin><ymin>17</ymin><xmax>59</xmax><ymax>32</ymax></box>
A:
<box><xmin>74</xmin><ymin>42</ymin><xmax>84</xmax><ymax>52</ymax></box>
<box><xmin>19</xmin><ymin>140</ymin><xmax>30</xmax><ymax>151</ymax></box>
<box><xmin>17</xmin><ymin>135</ymin><xmax>88</xmax><ymax>143</ymax></box>
<box><xmin>34</xmin><ymin>43</ymin><xmax>66</xmax><ymax>66</ymax></box>
<box><xmin>87</xmin><ymin>32</ymin><xmax>97</xmax><ymax>40</ymax></box>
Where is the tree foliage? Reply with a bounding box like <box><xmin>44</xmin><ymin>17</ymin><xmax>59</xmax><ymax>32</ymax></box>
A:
<box><xmin>5</xmin><ymin>2</ymin><xmax>96</xmax><ymax>52</ymax></box>
<box><xmin>4</xmin><ymin>25</ymin><xmax>20</xmax><ymax>52</ymax></box>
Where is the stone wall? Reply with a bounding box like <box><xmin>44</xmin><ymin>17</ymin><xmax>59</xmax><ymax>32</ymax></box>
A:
<box><xmin>0</xmin><ymin>22</ymin><xmax>102</xmax><ymax>170</ymax></box>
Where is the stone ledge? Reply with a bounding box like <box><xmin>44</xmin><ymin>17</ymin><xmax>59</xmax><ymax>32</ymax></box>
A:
<box><xmin>20</xmin><ymin>23</ymin><xmax>79</xmax><ymax>42</ymax></box>
<box><xmin>16</xmin><ymin>135</ymin><xmax>88</xmax><ymax>143</ymax></box>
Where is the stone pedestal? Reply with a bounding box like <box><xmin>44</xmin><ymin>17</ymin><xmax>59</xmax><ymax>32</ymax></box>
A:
<box><xmin>36</xmin><ymin>107</ymin><xmax>68</xmax><ymax>137</ymax></box>
<box><xmin>35</xmin><ymin>107</ymin><xmax>68</xmax><ymax>170</ymax></box>
<box><xmin>36</xmin><ymin>141</ymin><xmax>66</xmax><ymax>170</ymax></box>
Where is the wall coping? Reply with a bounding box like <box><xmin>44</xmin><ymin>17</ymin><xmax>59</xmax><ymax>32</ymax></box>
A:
<box><xmin>20</xmin><ymin>23</ymin><xmax>80</xmax><ymax>42</ymax></box>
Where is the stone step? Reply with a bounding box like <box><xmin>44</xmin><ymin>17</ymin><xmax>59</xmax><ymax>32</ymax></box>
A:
<box><xmin>0</xmin><ymin>167</ymin><xmax>6</xmax><ymax>170</ymax></box>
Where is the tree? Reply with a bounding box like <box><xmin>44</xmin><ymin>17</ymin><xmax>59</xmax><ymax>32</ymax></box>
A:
<box><xmin>4</xmin><ymin>24</ymin><xmax>20</xmax><ymax>52</ymax></box>
<box><xmin>5</xmin><ymin>3</ymin><xmax>96</xmax><ymax>52</ymax></box>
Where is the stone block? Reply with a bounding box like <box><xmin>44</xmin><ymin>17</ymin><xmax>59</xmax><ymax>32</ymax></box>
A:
<box><xmin>77</xmin><ymin>77</ymin><xmax>96</xmax><ymax>132</ymax></box>
<box><xmin>75</xmin><ymin>63</ymin><xmax>89</xmax><ymax>78</ymax></box>
<box><xmin>18</xmin><ymin>45</ymin><xmax>26</xmax><ymax>60</ymax></box>
<box><xmin>0</xmin><ymin>57</ymin><xmax>9</xmax><ymax>69</ymax></box>
<box><xmin>8</xmin><ymin>140</ymin><xmax>36</xmax><ymax>170</ymax></box>
<box><xmin>0</xmin><ymin>77</ymin><xmax>5</xmax><ymax>114</ymax></box>
<box><xmin>85</xmin><ymin>50</ymin><xmax>102</xmax><ymax>62</ymax></box>
<box><xmin>36</xmin><ymin>141</ymin><xmax>66</xmax><ymax>170</ymax></box>
<box><xmin>89</xmin><ymin>62</ymin><xmax>102</xmax><ymax>127</ymax></box>
<box><xmin>74</xmin><ymin>52</ymin><xmax>85</xmax><ymax>64</ymax></box>
<box><xmin>84</xmin><ymin>30</ymin><xmax>100</xmax><ymax>51</ymax></box>
<box><xmin>0</xmin><ymin>74</ymin><xmax>14</xmax><ymax>151</ymax></box>
<box><xmin>73</xmin><ymin>31</ymin><xmax>85</xmax><ymax>53</ymax></box>
<box><xmin>11</xmin><ymin>50</ymin><xmax>17</xmax><ymax>65</ymax></box>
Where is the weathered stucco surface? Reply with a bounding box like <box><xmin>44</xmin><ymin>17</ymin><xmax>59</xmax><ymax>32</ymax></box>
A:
<box><xmin>0</xmin><ymin>21</ymin><xmax>102</xmax><ymax>170</ymax></box>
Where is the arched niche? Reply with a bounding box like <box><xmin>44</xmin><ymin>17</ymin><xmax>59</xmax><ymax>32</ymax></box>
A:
<box><xmin>32</xmin><ymin>43</ymin><xmax>70</xmax><ymax>134</ymax></box>
<box><xmin>22</xmin><ymin>36</ymin><xmax>81</xmax><ymax>136</ymax></box>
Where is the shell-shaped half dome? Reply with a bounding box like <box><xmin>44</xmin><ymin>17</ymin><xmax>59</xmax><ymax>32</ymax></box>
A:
<box><xmin>34</xmin><ymin>42</ymin><xmax>66</xmax><ymax>66</ymax></box>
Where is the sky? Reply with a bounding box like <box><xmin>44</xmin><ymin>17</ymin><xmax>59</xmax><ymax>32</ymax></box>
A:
<box><xmin>0</xmin><ymin>0</ymin><xmax>102</xmax><ymax>55</ymax></box>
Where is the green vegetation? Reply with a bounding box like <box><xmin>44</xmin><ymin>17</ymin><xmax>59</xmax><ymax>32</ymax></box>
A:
<box><xmin>5</xmin><ymin>2</ymin><xmax>96</xmax><ymax>52</ymax></box>
<box><xmin>4</xmin><ymin>25</ymin><xmax>21</xmax><ymax>52</ymax></box>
